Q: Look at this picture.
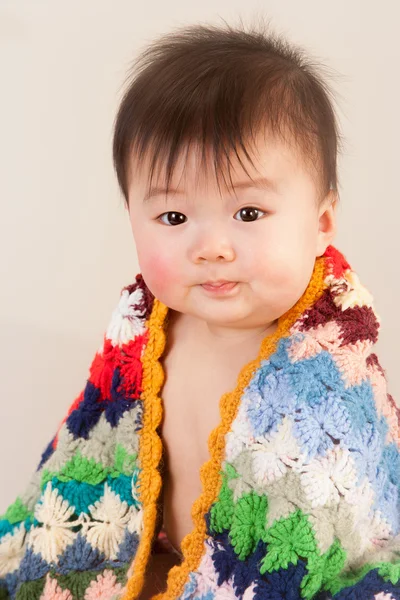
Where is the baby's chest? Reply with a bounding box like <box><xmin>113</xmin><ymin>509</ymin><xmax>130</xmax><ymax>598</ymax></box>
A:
<box><xmin>158</xmin><ymin>358</ymin><xmax>238</xmax><ymax>555</ymax></box>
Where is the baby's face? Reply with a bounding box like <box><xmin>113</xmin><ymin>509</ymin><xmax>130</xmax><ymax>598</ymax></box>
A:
<box><xmin>127</xmin><ymin>134</ymin><xmax>337</xmax><ymax>336</ymax></box>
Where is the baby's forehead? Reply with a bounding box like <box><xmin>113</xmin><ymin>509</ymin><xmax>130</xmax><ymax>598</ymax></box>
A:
<box><xmin>128</xmin><ymin>133</ymin><xmax>315</xmax><ymax>198</ymax></box>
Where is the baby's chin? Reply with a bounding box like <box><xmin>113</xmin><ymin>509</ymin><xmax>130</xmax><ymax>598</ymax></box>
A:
<box><xmin>177</xmin><ymin>300</ymin><xmax>281</xmax><ymax>333</ymax></box>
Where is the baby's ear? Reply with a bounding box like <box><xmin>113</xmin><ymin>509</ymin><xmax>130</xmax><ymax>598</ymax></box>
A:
<box><xmin>316</xmin><ymin>190</ymin><xmax>338</xmax><ymax>257</ymax></box>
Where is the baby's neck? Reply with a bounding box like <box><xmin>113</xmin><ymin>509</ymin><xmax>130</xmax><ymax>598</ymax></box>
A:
<box><xmin>167</xmin><ymin>309</ymin><xmax>278</xmax><ymax>352</ymax></box>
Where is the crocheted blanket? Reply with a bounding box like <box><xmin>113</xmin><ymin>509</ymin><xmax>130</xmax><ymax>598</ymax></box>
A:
<box><xmin>0</xmin><ymin>245</ymin><xmax>399</xmax><ymax>600</ymax></box>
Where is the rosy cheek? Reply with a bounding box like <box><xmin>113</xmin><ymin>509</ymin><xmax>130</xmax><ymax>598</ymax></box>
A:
<box><xmin>139</xmin><ymin>252</ymin><xmax>177</xmax><ymax>298</ymax></box>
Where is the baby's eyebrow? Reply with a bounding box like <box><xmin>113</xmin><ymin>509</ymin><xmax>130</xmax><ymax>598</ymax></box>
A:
<box><xmin>143</xmin><ymin>176</ymin><xmax>279</xmax><ymax>203</ymax></box>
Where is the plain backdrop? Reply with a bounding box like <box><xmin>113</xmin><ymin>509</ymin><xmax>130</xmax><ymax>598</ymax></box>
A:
<box><xmin>0</xmin><ymin>0</ymin><xmax>399</xmax><ymax>508</ymax></box>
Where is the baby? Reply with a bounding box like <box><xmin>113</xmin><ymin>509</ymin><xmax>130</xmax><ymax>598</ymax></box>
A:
<box><xmin>1</xmin><ymin>17</ymin><xmax>399</xmax><ymax>600</ymax></box>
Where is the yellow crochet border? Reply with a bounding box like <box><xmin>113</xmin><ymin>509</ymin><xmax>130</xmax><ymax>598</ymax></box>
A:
<box><xmin>122</xmin><ymin>254</ymin><xmax>328</xmax><ymax>600</ymax></box>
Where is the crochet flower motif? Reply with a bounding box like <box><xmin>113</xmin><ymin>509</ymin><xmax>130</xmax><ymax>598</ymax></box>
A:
<box><xmin>28</xmin><ymin>483</ymin><xmax>84</xmax><ymax>563</ymax></box>
<box><xmin>309</xmin><ymin>482</ymin><xmax>387</xmax><ymax>561</ymax></box>
<box><xmin>292</xmin><ymin>391</ymin><xmax>351</xmax><ymax>460</ymax></box>
<box><xmin>249</xmin><ymin>417</ymin><xmax>304</xmax><ymax>485</ymax></box>
<box><xmin>345</xmin><ymin>422</ymin><xmax>383</xmax><ymax>482</ymax></box>
<box><xmin>262</xmin><ymin>469</ymin><xmax>309</xmax><ymax>525</ymax></box>
<box><xmin>225</xmin><ymin>401</ymin><xmax>255</xmax><ymax>463</ymax></box>
<box><xmin>246</xmin><ymin>371</ymin><xmax>297</xmax><ymax>437</ymax></box>
<box><xmin>230</xmin><ymin>492</ymin><xmax>268</xmax><ymax>560</ymax></box>
<box><xmin>114</xmin><ymin>405</ymin><xmax>142</xmax><ymax>458</ymax></box>
<box><xmin>84</xmin><ymin>568</ymin><xmax>125</xmax><ymax>599</ymax></box>
<box><xmin>286</xmin><ymin>351</ymin><xmax>345</xmax><ymax>411</ymax></box>
<box><xmin>0</xmin><ymin>522</ymin><xmax>27</xmax><ymax>577</ymax></box>
<box><xmin>81</xmin><ymin>483</ymin><xmax>140</xmax><ymax>559</ymax></box>
<box><xmin>106</xmin><ymin>287</ymin><xmax>147</xmax><ymax>347</ymax></box>
<box><xmin>300</xmin><ymin>538</ymin><xmax>346</xmax><ymax>599</ymax></box>
<box><xmin>260</xmin><ymin>511</ymin><xmax>316</xmax><ymax>573</ymax></box>
<box><xmin>80</xmin><ymin>413</ymin><xmax>116</xmax><ymax>466</ymax></box>
<box><xmin>327</xmin><ymin>269</ymin><xmax>374</xmax><ymax>311</ymax></box>
<box><xmin>299</xmin><ymin>446</ymin><xmax>357</xmax><ymax>508</ymax></box>
<box><xmin>40</xmin><ymin>572</ymin><xmax>73</xmax><ymax>599</ymax></box>
<box><xmin>288</xmin><ymin>321</ymin><xmax>343</xmax><ymax>362</ymax></box>
<box><xmin>331</xmin><ymin>339</ymin><xmax>373</xmax><ymax>388</ymax></box>
<box><xmin>197</xmin><ymin>542</ymin><xmax>255</xmax><ymax>600</ymax></box>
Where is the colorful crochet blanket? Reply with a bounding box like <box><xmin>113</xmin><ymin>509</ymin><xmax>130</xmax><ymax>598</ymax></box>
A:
<box><xmin>0</xmin><ymin>245</ymin><xmax>399</xmax><ymax>600</ymax></box>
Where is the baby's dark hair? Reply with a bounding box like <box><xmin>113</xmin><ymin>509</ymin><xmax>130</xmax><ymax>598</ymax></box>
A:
<box><xmin>112</xmin><ymin>16</ymin><xmax>344</xmax><ymax>207</ymax></box>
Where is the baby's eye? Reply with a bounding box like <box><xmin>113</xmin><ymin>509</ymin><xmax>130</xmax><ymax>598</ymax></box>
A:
<box><xmin>234</xmin><ymin>207</ymin><xmax>267</xmax><ymax>222</ymax></box>
<box><xmin>157</xmin><ymin>212</ymin><xmax>187</xmax><ymax>226</ymax></box>
<box><xmin>157</xmin><ymin>207</ymin><xmax>266</xmax><ymax>226</ymax></box>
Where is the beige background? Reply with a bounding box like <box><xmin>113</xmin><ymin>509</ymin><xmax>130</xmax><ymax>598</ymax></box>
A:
<box><xmin>0</xmin><ymin>0</ymin><xmax>399</xmax><ymax>508</ymax></box>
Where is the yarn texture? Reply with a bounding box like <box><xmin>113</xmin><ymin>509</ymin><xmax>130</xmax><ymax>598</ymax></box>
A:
<box><xmin>0</xmin><ymin>245</ymin><xmax>399</xmax><ymax>600</ymax></box>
